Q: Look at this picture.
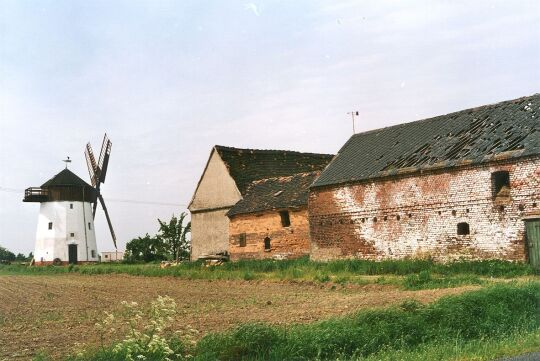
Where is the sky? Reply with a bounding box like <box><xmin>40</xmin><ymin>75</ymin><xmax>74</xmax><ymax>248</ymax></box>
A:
<box><xmin>1</xmin><ymin>0</ymin><xmax>539</xmax><ymax>254</ymax></box>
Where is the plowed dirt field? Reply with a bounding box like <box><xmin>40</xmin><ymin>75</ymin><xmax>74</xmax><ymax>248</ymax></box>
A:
<box><xmin>0</xmin><ymin>274</ymin><xmax>475</xmax><ymax>360</ymax></box>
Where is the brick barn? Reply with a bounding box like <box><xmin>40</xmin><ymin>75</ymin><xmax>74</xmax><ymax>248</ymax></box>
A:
<box><xmin>309</xmin><ymin>94</ymin><xmax>540</xmax><ymax>265</ymax></box>
<box><xmin>188</xmin><ymin>146</ymin><xmax>333</xmax><ymax>260</ymax></box>
<box><xmin>227</xmin><ymin>171</ymin><xmax>321</xmax><ymax>261</ymax></box>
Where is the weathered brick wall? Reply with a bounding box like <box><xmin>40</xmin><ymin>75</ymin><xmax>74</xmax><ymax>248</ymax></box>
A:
<box><xmin>229</xmin><ymin>209</ymin><xmax>310</xmax><ymax>260</ymax></box>
<box><xmin>309</xmin><ymin>157</ymin><xmax>540</xmax><ymax>261</ymax></box>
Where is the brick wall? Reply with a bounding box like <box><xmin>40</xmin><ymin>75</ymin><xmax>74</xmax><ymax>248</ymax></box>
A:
<box><xmin>309</xmin><ymin>157</ymin><xmax>540</xmax><ymax>261</ymax></box>
<box><xmin>229</xmin><ymin>209</ymin><xmax>310</xmax><ymax>260</ymax></box>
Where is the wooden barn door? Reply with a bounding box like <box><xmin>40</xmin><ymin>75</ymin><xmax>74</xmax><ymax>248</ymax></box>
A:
<box><xmin>525</xmin><ymin>219</ymin><xmax>540</xmax><ymax>269</ymax></box>
<box><xmin>68</xmin><ymin>244</ymin><xmax>78</xmax><ymax>264</ymax></box>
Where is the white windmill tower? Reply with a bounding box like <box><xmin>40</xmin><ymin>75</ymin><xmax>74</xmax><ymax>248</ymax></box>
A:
<box><xmin>23</xmin><ymin>134</ymin><xmax>116</xmax><ymax>265</ymax></box>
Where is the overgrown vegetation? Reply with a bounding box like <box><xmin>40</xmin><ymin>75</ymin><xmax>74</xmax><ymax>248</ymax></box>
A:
<box><xmin>2</xmin><ymin>257</ymin><xmax>536</xmax><ymax>291</ymax></box>
<box><xmin>36</xmin><ymin>283</ymin><xmax>540</xmax><ymax>360</ymax></box>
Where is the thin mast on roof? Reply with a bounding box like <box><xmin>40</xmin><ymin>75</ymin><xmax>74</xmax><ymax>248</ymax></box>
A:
<box><xmin>62</xmin><ymin>156</ymin><xmax>71</xmax><ymax>169</ymax></box>
<box><xmin>347</xmin><ymin>111</ymin><xmax>359</xmax><ymax>134</ymax></box>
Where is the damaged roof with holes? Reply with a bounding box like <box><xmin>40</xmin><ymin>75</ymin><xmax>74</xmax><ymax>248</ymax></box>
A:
<box><xmin>313</xmin><ymin>94</ymin><xmax>540</xmax><ymax>188</ymax></box>
<box><xmin>215</xmin><ymin>146</ymin><xmax>334</xmax><ymax>194</ymax></box>
<box><xmin>227</xmin><ymin>171</ymin><xmax>320</xmax><ymax>217</ymax></box>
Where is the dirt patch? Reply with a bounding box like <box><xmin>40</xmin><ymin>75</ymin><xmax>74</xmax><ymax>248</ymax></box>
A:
<box><xmin>0</xmin><ymin>274</ymin><xmax>476</xmax><ymax>360</ymax></box>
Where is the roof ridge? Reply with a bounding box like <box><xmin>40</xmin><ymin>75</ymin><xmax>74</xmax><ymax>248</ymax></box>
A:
<box><xmin>251</xmin><ymin>170</ymin><xmax>321</xmax><ymax>184</ymax></box>
<box><xmin>214</xmin><ymin>145</ymin><xmax>334</xmax><ymax>157</ymax></box>
<box><xmin>350</xmin><ymin>93</ymin><xmax>540</xmax><ymax>140</ymax></box>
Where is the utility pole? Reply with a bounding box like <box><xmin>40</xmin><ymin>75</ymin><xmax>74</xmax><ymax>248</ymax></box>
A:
<box><xmin>347</xmin><ymin>111</ymin><xmax>359</xmax><ymax>134</ymax></box>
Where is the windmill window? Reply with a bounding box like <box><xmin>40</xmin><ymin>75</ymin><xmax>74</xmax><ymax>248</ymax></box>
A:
<box><xmin>457</xmin><ymin>222</ymin><xmax>470</xmax><ymax>236</ymax></box>
<box><xmin>70</xmin><ymin>203</ymin><xmax>73</xmax><ymax>209</ymax></box>
<box><xmin>279</xmin><ymin>211</ymin><xmax>291</xmax><ymax>227</ymax></box>
<box><xmin>264</xmin><ymin>237</ymin><xmax>271</xmax><ymax>251</ymax></box>
<box><xmin>239</xmin><ymin>233</ymin><xmax>246</xmax><ymax>247</ymax></box>
<box><xmin>70</xmin><ymin>233</ymin><xmax>75</xmax><ymax>237</ymax></box>
<box><xmin>48</xmin><ymin>222</ymin><xmax>53</xmax><ymax>230</ymax></box>
<box><xmin>88</xmin><ymin>222</ymin><xmax>92</xmax><ymax>230</ymax></box>
<box><xmin>492</xmin><ymin>171</ymin><xmax>510</xmax><ymax>198</ymax></box>
<box><xmin>91</xmin><ymin>250</ymin><xmax>96</xmax><ymax>258</ymax></box>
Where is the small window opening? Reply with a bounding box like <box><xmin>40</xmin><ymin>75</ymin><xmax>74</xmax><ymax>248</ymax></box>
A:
<box><xmin>408</xmin><ymin>213</ymin><xmax>413</xmax><ymax>219</ymax></box>
<box><xmin>105</xmin><ymin>254</ymin><xmax>109</xmax><ymax>258</ymax></box>
<box><xmin>279</xmin><ymin>211</ymin><xmax>291</xmax><ymax>227</ymax></box>
<box><xmin>492</xmin><ymin>171</ymin><xmax>510</xmax><ymax>198</ymax></box>
<box><xmin>452</xmin><ymin>210</ymin><xmax>457</xmax><ymax>216</ymax></box>
<box><xmin>91</xmin><ymin>250</ymin><xmax>96</xmax><ymax>258</ymax></box>
<box><xmin>362</xmin><ymin>218</ymin><xmax>366</xmax><ymax>223</ymax></box>
<box><xmin>518</xmin><ymin>204</ymin><xmax>525</xmax><ymax>211</ymax></box>
<box><xmin>264</xmin><ymin>237</ymin><xmax>271</xmax><ymax>251</ymax></box>
<box><xmin>457</xmin><ymin>222</ymin><xmax>470</xmax><ymax>236</ymax></box>
<box><xmin>438</xmin><ymin>211</ymin><xmax>442</xmax><ymax>216</ymax></box>
<box><xmin>239</xmin><ymin>233</ymin><xmax>246</xmax><ymax>247</ymax></box>
<box><xmin>533</xmin><ymin>202</ymin><xmax>538</xmax><ymax>208</ymax></box>
<box><xmin>396</xmin><ymin>215</ymin><xmax>401</xmax><ymax>221</ymax></box>
<box><xmin>48</xmin><ymin>222</ymin><xmax>53</xmax><ymax>230</ymax></box>
<box><xmin>383</xmin><ymin>216</ymin><xmax>388</xmax><ymax>221</ymax></box>
<box><xmin>70</xmin><ymin>233</ymin><xmax>75</xmax><ymax>237</ymax></box>
<box><xmin>373</xmin><ymin>217</ymin><xmax>378</xmax><ymax>223</ymax></box>
<box><xmin>499</xmin><ymin>205</ymin><xmax>505</xmax><ymax>212</ymax></box>
<box><xmin>70</xmin><ymin>203</ymin><xmax>73</xmax><ymax>209</ymax></box>
<box><xmin>466</xmin><ymin>209</ymin><xmax>470</xmax><ymax>213</ymax></box>
<box><xmin>88</xmin><ymin>222</ymin><xmax>92</xmax><ymax>230</ymax></box>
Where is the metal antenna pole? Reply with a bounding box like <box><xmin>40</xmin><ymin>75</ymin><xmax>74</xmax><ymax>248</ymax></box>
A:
<box><xmin>348</xmin><ymin>111</ymin><xmax>359</xmax><ymax>134</ymax></box>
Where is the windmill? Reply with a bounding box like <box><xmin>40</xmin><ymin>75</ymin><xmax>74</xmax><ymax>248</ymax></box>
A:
<box><xmin>85</xmin><ymin>134</ymin><xmax>117</xmax><ymax>249</ymax></box>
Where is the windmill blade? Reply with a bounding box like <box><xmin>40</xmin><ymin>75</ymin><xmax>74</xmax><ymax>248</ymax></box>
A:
<box><xmin>92</xmin><ymin>199</ymin><xmax>98</xmax><ymax>219</ymax></box>
<box><xmin>98</xmin><ymin>194</ymin><xmax>117</xmax><ymax>249</ymax></box>
<box><xmin>85</xmin><ymin>143</ymin><xmax>99</xmax><ymax>187</ymax></box>
<box><xmin>97</xmin><ymin>134</ymin><xmax>112</xmax><ymax>184</ymax></box>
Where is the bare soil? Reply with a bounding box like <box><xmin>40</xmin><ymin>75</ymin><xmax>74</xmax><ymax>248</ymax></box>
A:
<box><xmin>0</xmin><ymin>274</ymin><xmax>476</xmax><ymax>360</ymax></box>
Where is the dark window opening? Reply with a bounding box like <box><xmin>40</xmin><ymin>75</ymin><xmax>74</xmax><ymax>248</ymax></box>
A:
<box><xmin>396</xmin><ymin>215</ymin><xmax>401</xmax><ymax>221</ymax></box>
<box><xmin>70</xmin><ymin>203</ymin><xmax>73</xmax><ymax>209</ymax></box>
<box><xmin>70</xmin><ymin>233</ymin><xmax>75</xmax><ymax>237</ymax></box>
<box><xmin>492</xmin><ymin>171</ymin><xmax>510</xmax><ymax>198</ymax></box>
<box><xmin>279</xmin><ymin>211</ymin><xmax>291</xmax><ymax>227</ymax></box>
<box><xmin>519</xmin><ymin>204</ymin><xmax>525</xmax><ymax>211</ymax></box>
<box><xmin>48</xmin><ymin>222</ymin><xmax>53</xmax><ymax>230</ymax></box>
<box><xmin>88</xmin><ymin>222</ymin><xmax>92</xmax><ymax>230</ymax></box>
<box><xmin>264</xmin><ymin>237</ymin><xmax>271</xmax><ymax>251</ymax></box>
<box><xmin>373</xmin><ymin>217</ymin><xmax>378</xmax><ymax>223</ymax></box>
<box><xmin>91</xmin><ymin>250</ymin><xmax>96</xmax><ymax>258</ymax></box>
<box><xmin>452</xmin><ymin>210</ymin><xmax>457</xmax><ymax>216</ymax></box>
<box><xmin>105</xmin><ymin>254</ymin><xmax>109</xmax><ymax>258</ymax></box>
<box><xmin>499</xmin><ymin>205</ymin><xmax>505</xmax><ymax>212</ymax></box>
<box><xmin>533</xmin><ymin>202</ymin><xmax>538</xmax><ymax>208</ymax></box>
<box><xmin>383</xmin><ymin>216</ymin><xmax>388</xmax><ymax>221</ymax></box>
<box><xmin>239</xmin><ymin>233</ymin><xmax>246</xmax><ymax>247</ymax></box>
<box><xmin>408</xmin><ymin>213</ymin><xmax>413</xmax><ymax>218</ymax></box>
<box><xmin>457</xmin><ymin>222</ymin><xmax>470</xmax><ymax>236</ymax></box>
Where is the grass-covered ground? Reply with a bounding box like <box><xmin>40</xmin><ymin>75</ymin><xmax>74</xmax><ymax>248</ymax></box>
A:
<box><xmin>1</xmin><ymin>257</ymin><xmax>537</xmax><ymax>290</ymax></box>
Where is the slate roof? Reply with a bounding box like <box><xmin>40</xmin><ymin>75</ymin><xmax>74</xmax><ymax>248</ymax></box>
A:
<box><xmin>41</xmin><ymin>169</ymin><xmax>93</xmax><ymax>188</ymax></box>
<box><xmin>227</xmin><ymin>171</ymin><xmax>320</xmax><ymax>217</ymax></box>
<box><xmin>215</xmin><ymin>145</ymin><xmax>334</xmax><ymax>194</ymax></box>
<box><xmin>313</xmin><ymin>94</ymin><xmax>540</xmax><ymax>188</ymax></box>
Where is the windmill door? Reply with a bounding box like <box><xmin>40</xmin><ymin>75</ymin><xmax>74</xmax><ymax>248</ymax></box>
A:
<box><xmin>526</xmin><ymin>219</ymin><xmax>540</xmax><ymax>270</ymax></box>
<box><xmin>68</xmin><ymin>244</ymin><xmax>78</xmax><ymax>264</ymax></box>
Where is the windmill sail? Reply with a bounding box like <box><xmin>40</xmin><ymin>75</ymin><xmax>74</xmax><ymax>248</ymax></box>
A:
<box><xmin>85</xmin><ymin>134</ymin><xmax>117</xmax><ymax>249</ymax></box>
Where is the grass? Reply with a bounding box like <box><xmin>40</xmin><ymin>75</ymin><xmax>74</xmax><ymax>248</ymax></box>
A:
<box><xmin>1</xmin><ymin>257</ymin><xmax>536</xmax><ymax>286</ymax></box>
<box><xmin>49</xmin><ymin>282</ymin><xmax>540</xmax><ymax>361</ymax></box>
<box><xmin>193</xmin><ymin>282</ymin><xmax>540</xmax><ymax>360</ymax></box>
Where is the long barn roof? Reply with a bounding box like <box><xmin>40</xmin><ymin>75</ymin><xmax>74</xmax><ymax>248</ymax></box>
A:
<box><xmin>313</xmin><ymin>94</ymin><xmax>540</xmax><ymax>188</ymax></box>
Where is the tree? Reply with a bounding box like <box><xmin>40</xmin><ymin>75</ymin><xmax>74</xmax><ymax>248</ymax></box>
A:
<box><xmin>157</xmin><ymin>212</ymin><xmax>191</xmax><ymax>262</ymax></box>
<box><xmin>0</xmin><ymin>246</ymin><xmax>16</xmax><ymax>262</ymax></box>
<box><xmin>125</xmin><ymin>234</ymin><xmax>167</xmax><ymax>262</ymax></box>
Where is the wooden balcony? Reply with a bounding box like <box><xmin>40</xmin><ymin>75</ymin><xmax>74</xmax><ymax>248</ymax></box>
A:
<box><xmin>23</xmin><ymin>187</ymin><xmax>49</xmax><ymax>202</ymax></box>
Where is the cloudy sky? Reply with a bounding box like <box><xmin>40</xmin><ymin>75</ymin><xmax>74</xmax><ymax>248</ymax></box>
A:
<box><xmin>1</xmin><ymin>0</ymin><xmax>539</xmax><ymax>254</ymax></box>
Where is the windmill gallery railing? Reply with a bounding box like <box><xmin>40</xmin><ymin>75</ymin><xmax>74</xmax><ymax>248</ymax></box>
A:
<box><xmin>23</xmin><ymin>187</ymin><xmax>49</xmax><ymax>202</ymax></box>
